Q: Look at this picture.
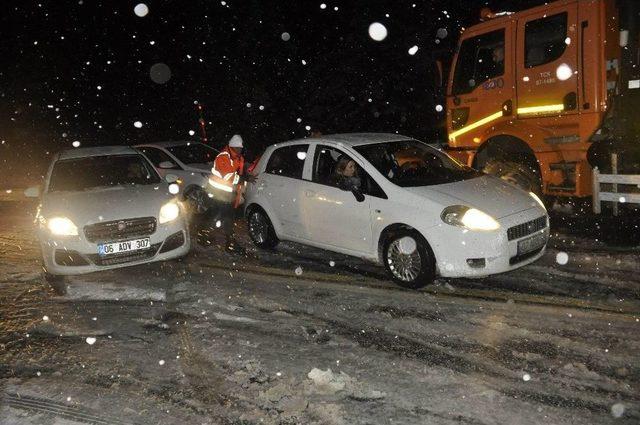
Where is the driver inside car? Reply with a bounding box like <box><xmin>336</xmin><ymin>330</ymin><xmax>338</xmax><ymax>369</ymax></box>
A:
<box><xmin>332</xmin><ymin>156</ymin><xmax>362</xmax><ymax>191</ymax></box>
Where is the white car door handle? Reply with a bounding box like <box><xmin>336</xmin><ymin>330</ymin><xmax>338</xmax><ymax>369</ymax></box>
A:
<box><xmin>304</xmin><ymin>190</ymin><xmax>316</xmax><ymax>197</ymax></box>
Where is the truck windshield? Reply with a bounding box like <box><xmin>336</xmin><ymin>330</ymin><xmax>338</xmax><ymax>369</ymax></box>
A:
<box><xmin>167</xmin><ymin>143</ymin><xmax>218</xmax><ymax>164</ymax></box>
<box><xmin>354</xmin><ymin>140</ymin><xmax>481</xmax><ymax>187</ymax></box>
<box><xmin>452</xmin><ymin>29</ymin><xmax>505</xmax><ymax>95</ymax></box>
<box><xmin>48</xmin><ymin>154</ymin><xmax>162</xmax><ymax>192</ymax></box>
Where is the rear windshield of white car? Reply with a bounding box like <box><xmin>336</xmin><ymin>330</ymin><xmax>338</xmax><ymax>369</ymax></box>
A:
<box><xmin>48</xmin><ymin>154</ymin><xmax>162</xmax><ymax>192</ymax></box>
<box><xmin>354</xmin><ymin>140</ymin><xmax>481</xmax><ymax>187</ymax></box>
<box><xmin>167</xmin><ymin>143</ymin><xmax>218</xmax><ymax>164</ymax></box>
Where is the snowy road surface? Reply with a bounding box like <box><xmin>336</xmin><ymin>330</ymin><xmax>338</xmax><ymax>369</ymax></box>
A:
<box><xmin>1</xmin><ymin>200</ymin><xmax>639</xmax><ymax>424</ymax></box>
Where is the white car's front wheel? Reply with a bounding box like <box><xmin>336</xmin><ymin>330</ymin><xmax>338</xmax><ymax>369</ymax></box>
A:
<box><xmin>383</xmin><ymin>230</ymin><xmax>435</xmax><ymax>289</ymax></box>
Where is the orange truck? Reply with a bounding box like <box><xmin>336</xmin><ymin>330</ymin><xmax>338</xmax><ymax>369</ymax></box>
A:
<box><xmin>444</xmin><ymin>0</ymin><xmax>640</xmax><ymax>212</ymax></box>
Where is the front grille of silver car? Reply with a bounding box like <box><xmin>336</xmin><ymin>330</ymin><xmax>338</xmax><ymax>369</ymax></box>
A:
<box><xmin>84</xmin><ymin>217</ymin><xmax>156</xmax><ymax>243</ymax></box>
<box><xmin>507</xmin><ymin>216</ymin><xmax>547</xmax><ymax>241</ymax></box>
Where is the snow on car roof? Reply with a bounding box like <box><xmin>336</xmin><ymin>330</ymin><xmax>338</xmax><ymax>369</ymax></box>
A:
<box><xmin>275</xmin><ymin>133</ymin><xmax>413</xmax><ymax>148</ymax></box>
<box><xmin>134</xmin><ymin>141</ymin><xmax>204</xmax><ymax>148</ymax></box>
<box><xmin>58</xmin><ymin>145</ymin><xmax>140</xmax><ymax>160</ymax></box>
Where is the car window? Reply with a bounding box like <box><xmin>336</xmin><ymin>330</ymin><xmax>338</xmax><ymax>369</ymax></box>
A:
<box><xmin>452</xmin><ymin>29</ymin><xmax>505</xmax><ymax>95</ymax></box>
<box><xmin>139</xmin><ymin>147</ymin><xmax>180</xmax><ymax>169</ymax></box>
<box><xmin>313</xmin><ymin>145</ymin><xmax>386</xmax><ymax>198</ymax></box>
<box><xmin>48</xmin><ymin>154</ymin><xmax>162</xmax><ymax>192</ymax></box>
<box><xmin>525</xmin><ymin>12</ymin><xmax>568</xmax><ymax>68</ymax></box>
<box><xmin>265</xmin><ymin>144</ymin><xmax>309</xmax><ymax>179</ymax></box>
<box><xmin>355</xmin><ymin>140</ymin><xmax>481</xmax><ymax>187</ymax></box>
<box><xmin>166</xmin><ymin>143</ymin><xmax>218</xmax><ymax>165</ymax></box>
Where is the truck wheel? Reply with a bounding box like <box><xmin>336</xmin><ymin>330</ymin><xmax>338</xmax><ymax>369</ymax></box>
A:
<box><xmin>483</xmin><ymin>159</ymin><xmax>542</xmax><ymax>196</ymax></box>
<box><xmin>382</xmin><ymin>229</ymin><xmax>435</xmax><ymax>289</ymax></box>
<box><xmin>247</xmin><ymin>207</ymin><xmax>279</xmax><ymax>249</ymax></box>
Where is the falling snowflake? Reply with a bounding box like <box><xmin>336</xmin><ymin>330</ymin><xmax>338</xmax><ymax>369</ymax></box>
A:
<box><xmin>246</xmin><ymin>102</ymin><xmax>252</xmax><ymax>108</ymax></box>
<box><xmin>72</xmin><ymin>141</ymin><xmax>81</xmax><ymax>148</ymax></box>
<box><xmin>329</xmin><ymin>261</ymin><xmax>335</xmax><ymax>267</ymax></box>
<box><xmin>281</xmin><ymin>32</ymin><xmax>291</xmax><ymax>41</ymax></box>
<box><xmin>134</xmin><ymin>121</ymin><xmax>143</xmax><ymax>128</ymax></box>
<box><xmin>305</xmin><ymin>125</ymin><xmax>311</xmax><ymax>131</ymax></box>
<box><xmin>259</xmin><ymin>105</ymin><xmax>265</xmax><ymax>110</ymax></box>
<box><xmin>556</xmin><ymin>252</ymin><xmax>569</xmax><ymax>265</ymax></box>
<box><xmin>368</xmin><ymin>22</ymin><xmax>388</xmax><ymax>41</ymax></box>
<box><xmin>42</xmin><ymin>315</ymin><xmax>49</xmax><ymax>321</ymax></box>
<box><xmin>320</xmin><ymin>3</ymin><xmax>326</xmax><ymax>9</ymax></box>
<box><xmin>408</xmin><ymin>45</ymin><xmax>419</xmax><ymax>55</ymax></box>
<box><xmin>159</xmin><ymin>359</ymin><xmax>165</xmax><ymax>365</ymax></box>
<box><xmin>296</xmin><ymin>117</ymin><xmax>302</xmax><ymax>123</ymax></box>
<box><xmin>188</xmin><ymin>130</ymin><xmax>195</xmax><ymax>136</ymax></box>
<box><xmin>436</xmin><ymin>28</ymin><xmax>448</xmax><ymax>39</ymax></box>
<box><xmin>134</xmin><ymin>3</ymin><xmax>149</xmax><ymax>17</ymax></box>
<box><xmin>295</xmin><ymin>266</ymin><xmax>303</xmax><ymax>276</ymax></box>
<box><xmin>85</xmin><ymin>337</ymin><xmax>97</xmax><ymax>345</ymax></box>
<box><xmin>522</xmin><ymin>373</ymin><xmax>531</xmax><ymax>381</ymax></box>
<box><xmin>611</xmin><ymin>403</ymin><xmax>625</xmax><ymax>418</ymax></box>
<box><xmin>435</xmin><ymin>104</ymin><xmax>443</xmax><ymax>112</ymax></box>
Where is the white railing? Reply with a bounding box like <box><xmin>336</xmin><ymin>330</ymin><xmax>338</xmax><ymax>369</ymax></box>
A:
<box><xmin>592</xmin><ymin>154</ymin><xmax>640</xmax><ymax>214</ymax></box>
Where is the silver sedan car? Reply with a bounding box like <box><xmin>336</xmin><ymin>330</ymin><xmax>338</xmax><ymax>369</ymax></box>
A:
<box><xmin>27</xmin><ymin>146</ymin><xmax>190</xmax><ymax>277</ymax></box>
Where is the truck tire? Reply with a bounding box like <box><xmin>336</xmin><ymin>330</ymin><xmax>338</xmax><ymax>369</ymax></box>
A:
<box><xmin>483</xmin><ymin>159</ymin><xmax>542</xmax><ymax>196</ymax></box>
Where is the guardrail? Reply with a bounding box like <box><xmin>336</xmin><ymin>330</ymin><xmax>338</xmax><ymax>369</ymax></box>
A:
<box><xmin>592</xmin><ymin>156</ymin><xmax>640</xmax><ymax>215</ymax></box>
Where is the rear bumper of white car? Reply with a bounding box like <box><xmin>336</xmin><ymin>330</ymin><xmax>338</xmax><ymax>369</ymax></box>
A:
<box><xmin>40</xmin><ymin>218</ymin><xmax>190</xmax><ymax>276</ymax></box>
<box><xmin>432</xmin><ymin>208</ymin><xmax>550</xmax><ymax>278</ymax></box>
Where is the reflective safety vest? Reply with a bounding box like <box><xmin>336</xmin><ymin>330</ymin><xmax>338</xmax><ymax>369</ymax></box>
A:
<box><xmin>209</xmin><ymin>147</ymin><xmax>245</xmax><ymax>201</ymax></box>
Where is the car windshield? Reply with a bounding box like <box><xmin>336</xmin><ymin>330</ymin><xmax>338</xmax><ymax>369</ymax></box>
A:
<box><xmin>354</xmin><ymin>140</ymin><xmax>481</xmax><ymax>187</ymax></box>
<box><xmin>167</xmin><ymin>143</ymin><xmax>218</xmax><ymax>164</ymax></box>
<box><xmin>48</xmin><ymin>154</ymin><xmax>162</xmax><ymax>192</ymax></box>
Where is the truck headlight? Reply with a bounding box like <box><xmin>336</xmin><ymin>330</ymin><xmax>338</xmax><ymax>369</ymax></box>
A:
<box><xmin>159</xmin><ymin>201</ymin><xmax>180</xmax><ymax>224</ymax></box>
<box><xmin>47</xmin><ymin>217</ymin><xmax>79</xmax><ymax>236</ymax></box>
<box><xmin>441</xmin><ymin>205</ymin><xmax>500</xmax><ymax>231</ymax></box>
<box><xmin>529</xmin><ymin>192</ymin><xmax>546</xmax><ymax>210</ymax></box>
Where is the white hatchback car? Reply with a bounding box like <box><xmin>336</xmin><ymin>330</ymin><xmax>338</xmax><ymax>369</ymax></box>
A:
<box><xmin>27</xmin><ymin>146</ymin><xmax>190</xmax><ymax>277</ymax></box>
<box><xmin>135</xmin><ymin>141</ymin><xmax>219</xmax><ymax>213</ymax></box>
<box><xmin>244</xmin><ymin>133</ymin><xmax>549</xmax><ymax>288</ymax></box>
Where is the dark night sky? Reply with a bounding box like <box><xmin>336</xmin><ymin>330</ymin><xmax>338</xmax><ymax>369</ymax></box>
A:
<box><xmin>0</xmin><ymin>0</ymin><xmax>547</xmax><ymax>187</ymax></box>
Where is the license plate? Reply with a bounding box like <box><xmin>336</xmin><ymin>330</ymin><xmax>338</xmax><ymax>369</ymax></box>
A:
<box><xmin>98</xmin><ymin>238</ymin><xmax>150</xmax><ymax>256</ymax></box>
<box><xmin>517</xmin><ymin>232</ymin><xmax>547</xmax><ymax>255</ymax></box>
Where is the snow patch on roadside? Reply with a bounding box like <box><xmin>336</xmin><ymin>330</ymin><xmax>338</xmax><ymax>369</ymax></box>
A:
<box><xmin>64</xmin><ymin>282</ymin><xmax>166</xmax><ymax>302</ymax></box>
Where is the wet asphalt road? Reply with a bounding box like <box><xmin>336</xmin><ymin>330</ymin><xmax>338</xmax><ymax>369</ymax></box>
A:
<box><xmin>0</xmin><ymin>200</ymin><xmax>639</xmax><ymax>424</ymax></box>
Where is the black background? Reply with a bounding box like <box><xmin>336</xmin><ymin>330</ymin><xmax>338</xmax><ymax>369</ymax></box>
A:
<box><xmin>1</xmin><ymin>0</ymin><xmax>547</xmax><ymax>186</ymax></box>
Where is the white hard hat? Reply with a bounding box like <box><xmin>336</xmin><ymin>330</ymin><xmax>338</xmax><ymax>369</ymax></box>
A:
<box><xmin>228</xmin><ymin>134</ymin><xmax>243</xmax><ymax>148</ymax></box>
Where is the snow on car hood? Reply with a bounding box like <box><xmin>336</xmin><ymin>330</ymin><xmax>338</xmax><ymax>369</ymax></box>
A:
<box><xmin>404</xmin><ymin>175</ymin><xmax>539</xmax><ymax>219</ymax></box>
<box><xmin>41</xmin><ymin>184</ymin><xmax>175</xmax><ymax>227</ymax></box>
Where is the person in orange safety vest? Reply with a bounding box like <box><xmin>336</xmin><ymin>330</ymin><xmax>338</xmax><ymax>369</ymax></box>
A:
<box><xmin>208</xmin><ymin>134</ymin><xmax>255</xmax><ymax>252</ymax></box>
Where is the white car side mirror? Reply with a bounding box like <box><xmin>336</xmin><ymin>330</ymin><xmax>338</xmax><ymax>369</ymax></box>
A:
<box><xmin>159</xmin><ymin>161</ymin><xmax>176</xmax><ymax>169</ymax></box>
<box><xmin>165</xmin><ymin>174</ymin><xmax>178</xmax><ymax>183</ymax></box>
<box><xmin>24</xmin><ymin>186</ymin><xmax>40</xmax><ymax>198</ymax></box>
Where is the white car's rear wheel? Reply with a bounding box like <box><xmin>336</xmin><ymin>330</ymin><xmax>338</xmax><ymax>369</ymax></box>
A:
<box><xmin>247</xmin><ymin>208</ymin><xmax>279</xmax><ymax>249</ymax></box>
<box><xmin>383</xmin><ymin>230</ymin><xmax>435</xmax><ymax>289</ymax></box>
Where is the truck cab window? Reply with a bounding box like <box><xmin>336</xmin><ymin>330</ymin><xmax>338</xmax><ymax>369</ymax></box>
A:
<box><xmin>452</xmin><ymin>29</ymin><xmax>505</xmax><ymax>95</ymax></box>
<box><xmin>525</xmin><ymin>12</ymin><xmax>568</xmax><ymax>68</ymax></box>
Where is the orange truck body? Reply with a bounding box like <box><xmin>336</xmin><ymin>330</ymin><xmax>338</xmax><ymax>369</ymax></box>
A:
<box><xmin>445</xmin><ymin>0</ymin><xmax>620</xmax><ymax>198</ymax></box>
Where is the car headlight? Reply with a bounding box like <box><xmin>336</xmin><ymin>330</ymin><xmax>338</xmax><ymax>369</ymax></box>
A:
<box><xmin>159</xmin><ymin>201</ymin><xmax>180</xmax><ymax>224</ymax></box>
<box><xmin>441</xmin><ymin>205</ymin><xmax>500</xmax><ymax>231</ymax></box>
<box><xmin>47</xmin><ymin>217</ymin><xmax>79</xmax><ymax>236</ymax></box>
<box><xmin>529</xmin><ymin>192</ymin><xmax>546</xmax><ymax>210</ymax></box>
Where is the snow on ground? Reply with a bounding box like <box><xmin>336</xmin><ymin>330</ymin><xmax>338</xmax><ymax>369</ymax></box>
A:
<box><xmin>1</xmin><ymin>200</ymin><xmax>639</xmax><ymax>424</ymax></box>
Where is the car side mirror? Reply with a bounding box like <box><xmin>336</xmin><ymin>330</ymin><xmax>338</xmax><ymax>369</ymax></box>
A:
<box><xmin>24</xmin><ymin>186</ymin><xmax>40</xmax><ymax>198</ymax></box>
<box><xmin>351</xmin><ymin>187</ymin><xmax>365</xmax><ymax>203</ymax></box>
<box><xmin>159</xmin><ymin>161</ymin><xmax>176</xmax><ymax>169</ymax></box>
<box><xmin>165</xmin><ymin>174</ymin><xmax>178</xmax><ymax>183</ymax></box>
